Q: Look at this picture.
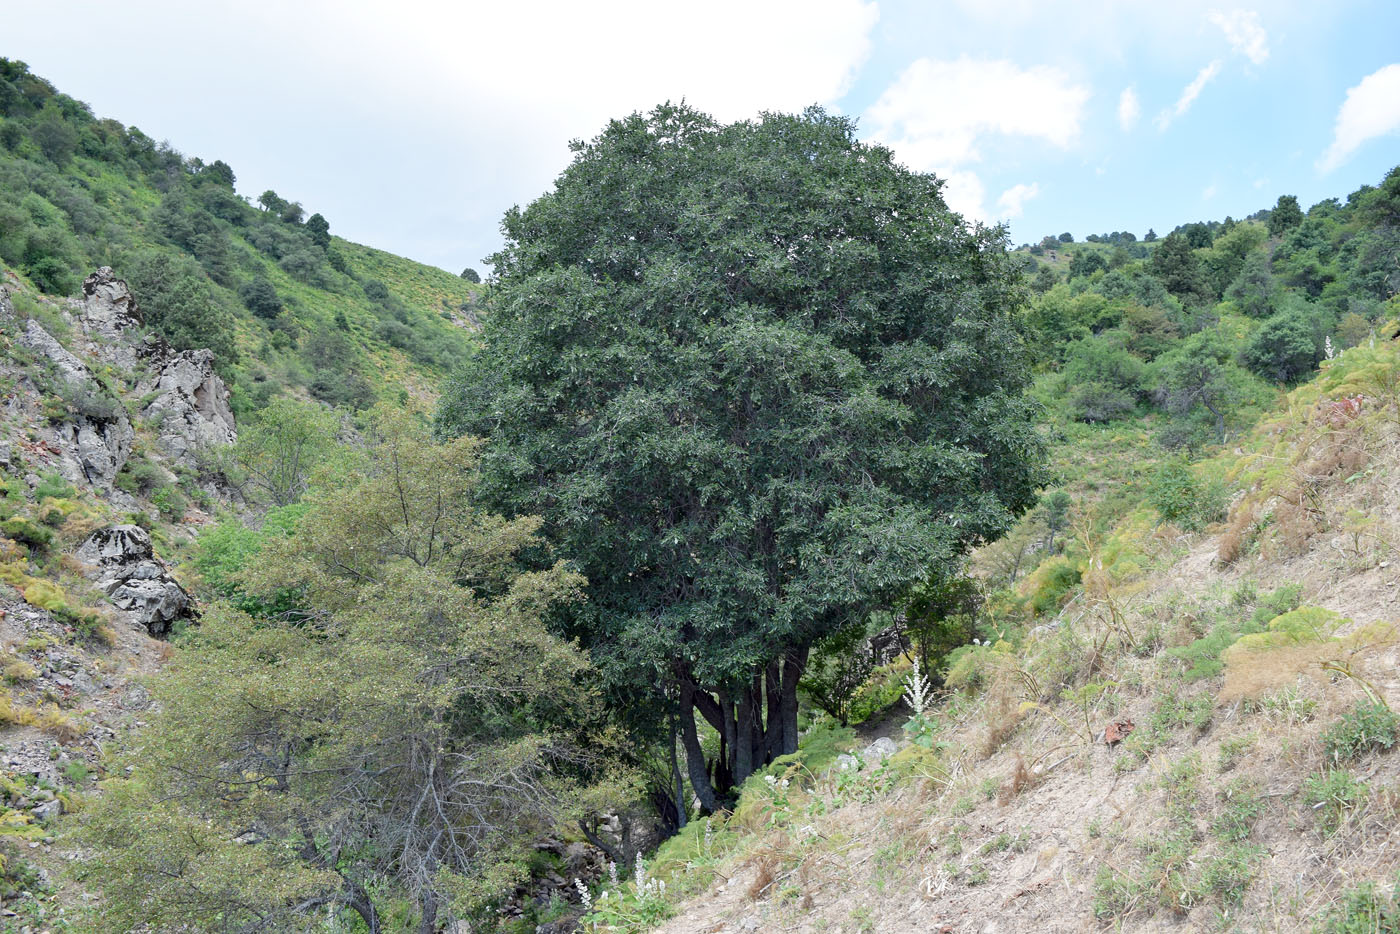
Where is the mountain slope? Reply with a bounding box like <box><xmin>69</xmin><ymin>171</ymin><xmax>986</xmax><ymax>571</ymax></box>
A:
<box><xmin>0</xmin><ymin>57</ymin><xmax>480</xmax><ymax>418</ymax></box>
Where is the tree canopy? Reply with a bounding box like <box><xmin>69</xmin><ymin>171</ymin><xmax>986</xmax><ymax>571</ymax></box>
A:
<box><xmin>438</xmin><ymin>103</ymin><xmax>1044</xmax><ymax>807</ymax></box>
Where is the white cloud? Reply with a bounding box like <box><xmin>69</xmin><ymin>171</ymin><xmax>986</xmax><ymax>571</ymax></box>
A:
<box><xmin>1202</xmin><ymin>184</ymin><xmax>1218</xmax><ymax>199</ymax></box>
<box><xmin>1208</xmin><ymin>9</ymin><xmax>1269</xmax><ymax>65</ymax></box>
<box><xmin>1318</xmin><ymin>64</ymin><xmax>1400</xmax><ymax>172</ymax></box>
<box><xmin>863</xmin><ymin>58</ymin><xmax>1090</xmax><ymax>169</ymax></box>
<box><xmin>6</xmin><ymin>0</ymin><xmax>881</xmax><ymax>272</ymax></box>
<box><xmin>1118</xmin><ymin>86</ymin><xmax>1141</xmax><ymax>131</ymax></box>
<box><xmin>937</xmin><ymin>170</ymin><xmax>989</xmax><ymax>221</ymax></box>
<box><xmin>1155</xmin><ymin>60</ymin><xmax>1222</xmax><ymax>130</ymax></box>
<box><xmin>995</xmin><ymin>183</ymin><xmax>1040</xmax><ymax>219</ymax></box>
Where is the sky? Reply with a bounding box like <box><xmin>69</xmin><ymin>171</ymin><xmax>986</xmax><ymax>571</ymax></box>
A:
<box><xmin>5</xmin><ymin>1</ymin><xmax>1400</xmax><ymax>274</ymax></box>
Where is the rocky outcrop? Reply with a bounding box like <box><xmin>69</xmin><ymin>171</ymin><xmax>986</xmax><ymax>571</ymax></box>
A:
<box><xmin>77</xmin><ymin>267</ymin><xmax>145</xmax><ymax>369</ymax></box>
<box><xmin>140</xmin><ymin>344</ymin><xmax>237</xmax><ymax>468</ymax></box>
<box><xmin>18</xmin><ymin>318</ymin><xmax>89</xmax><ymax>386</ymax></box>
<box><xmin>17</xmin><ymin>318</ymin><xmax>134</xmax><ymax>489</ymax></box>
<box><xmin>75</xmin><ymin>525</ymin><xmax>192</xmax><ymax>636</ymax></box>
<box><xmin>51</xmin><ymin>410</ymin><xmax>135</xmax><ymax>491</ymax></box>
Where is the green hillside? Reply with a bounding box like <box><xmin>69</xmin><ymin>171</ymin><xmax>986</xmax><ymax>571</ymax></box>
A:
<box><xmin>0</xmin><ymin>58</ymin><xmax>479</xmax><ymax>415</ymax></box>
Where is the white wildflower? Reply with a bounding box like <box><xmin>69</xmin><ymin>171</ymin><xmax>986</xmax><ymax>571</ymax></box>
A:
<box><xmin>903</xmin><ymin>656</ymin><xmax>933</xmax><ymax>717</ymax></box>
<box><xmin>574</xmin><ymin>877</ymin><xmax>592</xmax><ymax>911</ymax></box>
<box><xmin>608</xmin><ymin>860</ymin><xmax>619</xmax><ymax>887</ymax></box>
<box><xmin>1325</xmin><ymin>335</ymin><xmax>1335</xmax><ymax>360</ymax></box>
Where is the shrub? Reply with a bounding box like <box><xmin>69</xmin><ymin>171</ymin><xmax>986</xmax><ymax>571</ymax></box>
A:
<box><xmin>1028</xmin><ymin>556</ymin><xmax>1080</xmax><ymax>615</ymax></box>
<box><xmin>33</xmin><ymin>473</ymin><xmax>75</xmax><ymax>502</ymax></box>
<box><xmin>848</xmin><ymin>658</ymin><xmax>911</xmax><ymax>725</ymax></box>
<box><xmin>237</xmin><ymin>276</ymin><xmax>282</xmax><ymax>319</ymax></box>
<box><xmin>1</xmin><ymin>517</ymin><xmax>53</xmax><ymax>553</ymax></box>
<box><xmin>1322</xmin><ymin>701</ymin><xmax>1399</xmax><ymax>764</ymax></box>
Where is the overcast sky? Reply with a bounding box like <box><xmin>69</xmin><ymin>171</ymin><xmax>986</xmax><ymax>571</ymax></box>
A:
<box><xmin>6</xmin><ymin>1</ymin><xmax>1400</xmax><ymax>273</ymax></box>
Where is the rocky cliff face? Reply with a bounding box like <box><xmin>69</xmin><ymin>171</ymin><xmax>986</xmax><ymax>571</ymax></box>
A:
<box><xmin>0</xmin><ymin>270</ymin><xmax>238</xmax><ymax>811</ymax></box>
<box><xmin>1</xmin><ymin>268</ymin><xmax>237</xmax><ymax>489</ymax></box>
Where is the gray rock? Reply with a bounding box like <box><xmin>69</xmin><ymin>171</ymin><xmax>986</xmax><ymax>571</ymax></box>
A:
<box><xmin>17</xmin><ymin>317</ymin><xmax>134</xmax><ymax>487</ymax></box>
<box><xmin>32</xmin><ymin>799</ymin><xmax>62</xmax><ymax>821</ymax></box>
<box><xmin>75</xmin><ymin>525</ymin><xmax>154</xmax><ymax>567</ymax></box>
<box><xmin>862</xmin><ymin>737</ymin><xmax>899</xmax><ymax>761</ymax></box>
<box><xmin>76</xmin><ymin>526</ymin><xmax>192</xmax><ymax>636</ymax></box>
<box><xmin>140</xmin><ymin>345</ymin><xmax>236</xmax><ymax>467</ymax></box>
<box><xmin>835</xmin><ymin>754</ymin><xmax>861</xmax><ymax>772</ymax></box>
<box><xmin>50</xmin><ymin>411</ymin><xmax>134</xmax><ymax>489</ymax></box>
<box><xmin>79</xmin><ymin>267</ymin><xmax>142</xmax><ymax>334</ymax></box>
<box><xmin>18</xmin><ymin>318</ymin><xmax>89</xmax><ymax>386</ymax></box>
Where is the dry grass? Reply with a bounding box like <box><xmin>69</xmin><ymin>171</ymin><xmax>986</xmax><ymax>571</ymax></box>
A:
<box><xmin>997</xmin><ymin>753</ymin><xmax>1042</xmax><ymax>805</ymax></box>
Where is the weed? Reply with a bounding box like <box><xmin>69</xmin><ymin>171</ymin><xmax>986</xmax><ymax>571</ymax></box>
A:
<box><xmin>964</xmin><ymin>860</ymin><xmax>990</xmax><ymax>886</ymax></box>
<box><xmin>1315</xmin><ymin>877</ymin><xmax>1400</xmax><ymax>933</ymax></box>
<box><xmin>1216</xmin><ymin>733</ymin><xmax>1256</xmax><ymax>772</ymax></box>
<box><xmin>1211</xmin><ymin>780</ymin><xmax>1265</xmax><ymax>842</ymax></box>
<box><xmin>1304</xmin><ymin>769</ymin><xmax>1367</xmax><ymax>836</ymax></box>
<box><xmin>1322</xmin><ymin>701</ymin><xmax>1399</xmax><ymax>764</ymax></box>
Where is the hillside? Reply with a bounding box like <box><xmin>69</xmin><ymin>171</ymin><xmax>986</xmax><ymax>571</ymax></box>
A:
<box><xmin>0</xmin><ymin>60</ymin><xmax>488</xmax><ymax>931</ymax></box>
<box><xmin>0</xmin><ymin>58</ymin><xmax>480</xmax><ymax>418</ymax></box>
<box><xmin>568</xmin><ymin>321</ymin><xmax>1400</xmax><ymax>934</ymax></box>
<box><xmin>2</xmin><ymin>58</ymin><xmax>1400</xmax><ymax>934</ymax></box>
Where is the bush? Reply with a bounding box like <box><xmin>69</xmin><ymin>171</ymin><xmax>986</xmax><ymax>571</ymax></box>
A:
<box><xmin>1027</xmin><ymin>556</ymin><xmax>1080</xmax><ymax>615</ymax></box>
<box><xmin>1322</xmin><ymin>701</ymin><xmax>1399</xmax><ymax>763</ymax></box>
<box><xmin>1147</xmin><ymin>458</ymin><xmax>1227</xmax><ymax>530</ymax></box>
<box><xmin>237</xmin><ymin>276</ymin><xmax>282</xmax><ymax>319</ymax></box>
<box><xmin>1</xmin><ymin>517</ymin><xmax>53</xmax><ymax>553</ymax></box>
<box><xmin>33</xmin><ymin>473</ymin><xmax>74</xmax><ymax>501</ymax></box>
<box><xmin>1240</xmin><ymin>310</ymin><xmax>1320</xmax><ymax>383</ymax></box>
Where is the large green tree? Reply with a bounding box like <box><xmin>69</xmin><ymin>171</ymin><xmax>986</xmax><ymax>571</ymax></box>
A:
<box><xmin>438</xmin><ymin>104</ymin><xmax>1043</xmax><ymax>808</ymax></box>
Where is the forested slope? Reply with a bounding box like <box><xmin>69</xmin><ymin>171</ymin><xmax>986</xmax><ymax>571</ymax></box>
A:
<box><xmin>0</xmin><ymin>58</ymin><xmax>479</xmax><ymax>415</ymax></box>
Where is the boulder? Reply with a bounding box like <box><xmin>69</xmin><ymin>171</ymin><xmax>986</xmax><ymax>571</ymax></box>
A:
<box><xmin>140</xmin><ymin>345</ymin><xmax>237</xmax><ymax>467</ymax></box>
<box><xmin>862</xmin><ymin>737</ymin><xmax>899</xmax><ymax>761</ymax></box>
<box><xmin>76</xmin><ymin>525</ymin><xmax>192</xmax><ymax>636</ymax></box>
<box><xmin>51</xmin><ymin>414</ymin><xmax>134</xmax><ymax>489</ymax></box>
<box><xmin>78</xmin><ymin>267</ymin><xmax>145</xmax><ymax>368</ymax></box>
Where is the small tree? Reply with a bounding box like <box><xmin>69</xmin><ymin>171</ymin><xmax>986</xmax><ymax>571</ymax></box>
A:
<box><xmin>902</xmin><ymin>573</ymin><xmax>982</xmax><ymax>680</ymax></box>
<box><xmin>230</xmin><ymin>396</ymin><xmax>339</xmax><ymax>506</ymax></box>
<box><xmin>31</xmin><ymin>105</ymin><xmax>76</xmax><ymax>164</ymax></box>
<box><xmin>1240</xmin><ymin>310</ymin><xmax>1319</xmax><ymax>383</ymax></box>
<box><xmin>257</xmin><ymin>189</ymin><xmax>287</xmax><ymax>213</ymax></box>
<box><xmin>460</xmin><ymin>267</ymin><xmax>481</xmax><ymax>283</ymax></box>
<box><xmin>1268</xmin><ymin>194</ymin><xmax>1304</xmax><ymax>237</ymax></box>
<box><xmin>237</xmin><ymin>275</ymin><xmax>282</xmax><ymax>319</ymax></box>
<box><xmin>1059</xmin><ymin>232</ymin><xmax>1074</xmax><ymax>243</ymax></box>
<box><xmin>305</xmin><ymin>212</ymin><xmax>331</xmax><ymax>249</ymax></box>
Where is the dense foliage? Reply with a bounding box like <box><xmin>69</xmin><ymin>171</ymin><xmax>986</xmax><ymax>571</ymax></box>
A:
<box><xmin>1019</xmin><ymin>166</ymin><xmax>1400</xmax><ymax>449</ymax></box>
<box><xmin>439</xmin><ymin>103</ymin><xmax>1044</xmax><ymax>808</ymax></box>
<box><xmin>78</xmin><ymin>413</ymin><xmax>612</xmax><ymax>932</ymax></box>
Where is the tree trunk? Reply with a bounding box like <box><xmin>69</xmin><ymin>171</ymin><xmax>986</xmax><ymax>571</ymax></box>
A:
<box><xmin>668</xmin><ymin>710</ymin><xmax>687</xmax><ymax>830</ymax></box>
<box><xmin>678</xmin><ymin>681</ymin><xmax>720</xmax><ymax>812</ymax></box>
<box><xmin>780</xmin><ymin>645</ymin><xmax>808</xmax><ymax>756</ymax></box>
<box><xmin>417</xmin><ymin>888</ymin><xmax>438</xmax><ymax>934</ymax></box>
<box><xmin>718</xmin><ymin>689</ymin><xmax>736</xmax><ymax>793</ymax></box>
<box><xmin>733</xmin><ymin>679</ymin><xmax>755</xmax><ymax>785</ymax></box>
<box><xmin>342</xmin><ymin>880</ymin><xmax>381</xmax><ymax>934</ymax></box>
<box><xmin>762</xmin><ymin>659</ymin><xmax>784</xmax><ymax>761</ymax></box>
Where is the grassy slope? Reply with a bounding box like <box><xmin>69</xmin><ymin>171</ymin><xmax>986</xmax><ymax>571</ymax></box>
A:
<box><xmin>0</xmin><ymin>61</ymin><xmax>481</xmax><ymax>417</ymax></box>
<box><xmin>587</xmin><ymin>340</ymin><xmax>1400</xmax><ymax>934</ymax></box>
